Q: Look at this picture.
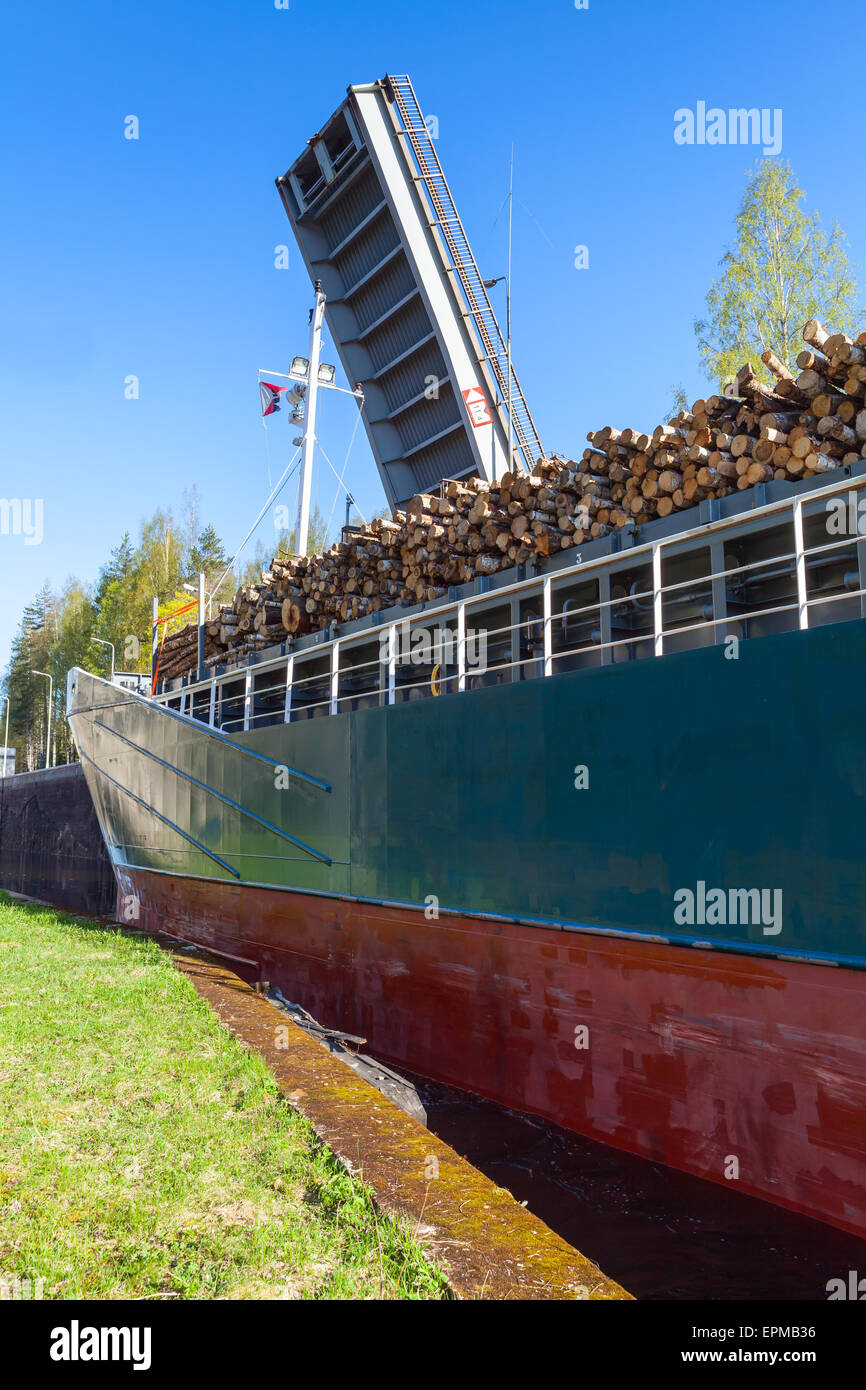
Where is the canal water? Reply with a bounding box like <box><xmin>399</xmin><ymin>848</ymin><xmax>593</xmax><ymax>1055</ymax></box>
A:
<box><xmin>404</xmin><ymin>1070</ymin><xmax>866</xmax><ymax>1301</ymax></box>
<box><xmin>212</xmin><ymin>945</ymin><xmax>866</xmax><ymax>1300</ymax></box>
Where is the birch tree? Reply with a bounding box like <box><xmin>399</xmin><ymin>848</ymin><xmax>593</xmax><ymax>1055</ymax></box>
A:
<box><xmin>695</xmin><ymin>160</ymin><xmax>860</xmax><ymax>390</ymax></box>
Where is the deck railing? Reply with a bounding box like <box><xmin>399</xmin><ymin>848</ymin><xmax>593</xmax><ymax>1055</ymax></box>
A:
<box><xmin>157</xmin><ymin>469</ymin><xmax>866</xmax><ymax>732</ymax></box>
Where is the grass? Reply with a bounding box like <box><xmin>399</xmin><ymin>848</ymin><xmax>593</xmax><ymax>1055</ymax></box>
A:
<box><xmin>0</xmin><ymin>892</ymin><xmax>449</xmax><ymax>1300</ymax></box>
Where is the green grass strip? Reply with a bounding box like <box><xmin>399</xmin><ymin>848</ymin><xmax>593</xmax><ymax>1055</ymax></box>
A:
<box><xmin>0</xmin><ymin>892</ymin><xmax>448</xmax><ymax>1301</ymax></box>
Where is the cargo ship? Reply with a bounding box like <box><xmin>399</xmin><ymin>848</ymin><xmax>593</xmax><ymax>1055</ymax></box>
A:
<box><xmin>67</xmin><ymin>76</ymin><xmax>866</xmax><ymax>1240</ymax></box>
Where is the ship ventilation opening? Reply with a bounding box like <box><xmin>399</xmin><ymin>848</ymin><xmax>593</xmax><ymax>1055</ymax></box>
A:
<box><xmin>661</xmin><ymin>547</ymin><xmax>714</xmax><ymax>655</ymax></box>
<box><xmin>609</xmin><ymin>562</ymin><xmax>655</xmax><ymax>663</ymax></box>
<box><xmin>192</xmin><ymin>687</ymin><xmax>210</xmax><ymax>723</ymax></box>
<box><xmin>554</xmin><ymin>578</ymin><xmax>603</xmax><ymax>672</ymax></box>
<box><xmin>465</xmin><ymin>603</ymin><xmax>513</xmax><ymax>691</ymax></box>
<box><xmin>219</xmin><ymin>678</ymin><xmax>246</xmax><ymax>734</ymax></box>
<box><xmin>802</xmin><ymin>500</ymin><xmax>862</xmax><ymax>628</ymax></box>
<box><xmin>391</xmin><ymin>618</ymin><xmax>459</xmax><ymax>702</ymax></box>
<box><xmin>338</xmin><ymin>640</ymin><xmax>380</xmax><ymax>712</ymax></box>
<box><xmin>724</xmin><ymin>521</ymin><xmax>798</xmax><ymax>642</ymax></box>
<box><xmin>289</xmin><ymin>653</ymin><xmax>330</xmax><ymax>721</ymax></box>
<box><xmin>252</xmin><ymin>666</ymin><xmax>288</xmax><ymax>729</ymax></box>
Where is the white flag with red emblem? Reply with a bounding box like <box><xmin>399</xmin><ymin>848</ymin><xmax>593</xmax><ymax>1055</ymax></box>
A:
<box><xmin>259</xmin><ymin>381</ymin><xmax>285</xmax><ymax>417</ymax></box>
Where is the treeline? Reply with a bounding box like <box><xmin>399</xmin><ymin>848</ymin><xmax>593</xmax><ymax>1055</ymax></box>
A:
<box><xmin>0</xmin><ymin>493</ymin><xmax>312</xmax><ymax>772</ymax></box>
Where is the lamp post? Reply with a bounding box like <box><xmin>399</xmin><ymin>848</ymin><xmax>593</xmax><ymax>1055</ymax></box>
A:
<box><xmin>32</xmin><ymin>670</ymin><xmax>52</xmax><ymax>769</ymax></box>
<box><xmin>93</xmin><ymin>638</ymin><xmax>115</xmax><ymax>683</ymax></box>
<box><xmin>2</xmin><ymin>694</ymin><xmax>8</xmax><ymax>778</ymax></box>
<box><xmin>183</xmin><ymin>575</ymin><xmax>207</xmax><ymax>677</ymax></box>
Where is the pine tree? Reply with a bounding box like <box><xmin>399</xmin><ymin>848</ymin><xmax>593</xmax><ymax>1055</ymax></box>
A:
<box><xmin>92</xmin><ymin>533</ymin><xmax>146</xmax><ymax>672</ymax></box>
<box><xmin>1</xmin><ymin>582</ymin><xmax>99</xmax><ymax>768</ymax></box>
<box><xmin>189</xmin><ymin>523</ymin><xmax>228</xmax><ymax>579</ymax></box>
<box><xmin>47</xmin><ymin>583</ymin><xmax>96</xmax><ymax>762</ymax></box>
<box><xmin>4</xmin><ymin>588</ymin><xmax>52</xmax><ymax>771</ymax></box>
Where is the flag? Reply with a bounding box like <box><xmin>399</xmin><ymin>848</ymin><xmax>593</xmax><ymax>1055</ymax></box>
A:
<box><xmin>260</xmin><ymin>381</ymin><xmax>285</xmax><ymax>417</ymax></box>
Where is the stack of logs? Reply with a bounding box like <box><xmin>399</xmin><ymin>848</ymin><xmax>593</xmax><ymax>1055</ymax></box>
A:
<box><xmin>157</xmin><ymin>318</ymin><xmax>866</xmax><ymax>679</ymax></box>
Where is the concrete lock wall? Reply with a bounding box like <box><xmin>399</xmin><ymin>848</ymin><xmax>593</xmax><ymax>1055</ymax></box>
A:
<box><xmin>0</xmin><ymin>764</ymin><xmax>116</xmax><ymax>916</ymax></box>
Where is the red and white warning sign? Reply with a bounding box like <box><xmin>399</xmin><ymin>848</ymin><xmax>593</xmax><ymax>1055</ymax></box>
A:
<box><xmin>462</xmin><ymin>385</ymin><xmax>492</xmax><ymax>429</ymax></box>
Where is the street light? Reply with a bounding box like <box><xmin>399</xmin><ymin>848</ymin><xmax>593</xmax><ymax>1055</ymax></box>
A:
<box><xmin>93</xmin><ymin>638</ymin><xmax>115</xmax><ymax>683</ymax></box>
<box><xmin>2</xmin><ymin>694</ymin><xmax>8</xmax><ymax>778</ymax></box>
<box><xmin>183</xmin><ymin>574</ymin><xmax>208</xmax><ymax>666</ymax></box>
<box><xmin>32</xmin><ymin>670</ymin><xmax>52</xmax><ymax>769</ymax></box>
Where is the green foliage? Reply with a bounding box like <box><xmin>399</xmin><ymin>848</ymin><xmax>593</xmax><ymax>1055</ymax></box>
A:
<box><xmin>190</xmin><ymin>523</ymin><xmax>228</xmax><ymax>580</ymax></box>
<box><xmin>240</xmin><ymin>538</ymin><xmax>278</xmax><ymax>589</ymax></box>
<box><xmin>4</xmin><ymin>587</ymin><xmax>59</xmax><ymax>770</ymax></box>
<box><xmin>695</xmin><ymin>160</ymin><xmax>861</xmax><ymax>390</ymax></box>
<box><xmin>92</xmin><ymin>534</ymin><xmax>147</xmax><ymax>678</ymax></box>
<box><xmin>1</xmin><ymin>506</ymin><xmax>238</xmax><ymax>771</ymax></box>
<box><xmin>281</xmin><ymin>503</ymin><xmax>330</xmax><ymax>559</ymax></box>
<box><xmin>239</xmin><ymin>505</ymin><xmax>331</xmax><ymax>586</ymax></box>
<box><xmin>1</xmin><ymin>488</ymin><xmax>347</xmax><ymax>771</ymax></box>
<box><xmin>137</xmin><ymin>508</ymin><xmax>186</xmax><ymax>602</ymax></box>
<box><xmin>668</xmin><ymin>384</ymin><xmax>690</xmax><ymax>418</ymax></box>
<box><xmin>304</xmin><ymin>505</ymin><xmax>331</xmax><ymax>556</ymax></box>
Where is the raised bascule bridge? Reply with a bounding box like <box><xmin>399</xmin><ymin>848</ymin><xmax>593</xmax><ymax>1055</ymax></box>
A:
<box><xmin>275</xmin><ymin>74</ymin><xmax>543</xmax><ymax>506</ymax></box>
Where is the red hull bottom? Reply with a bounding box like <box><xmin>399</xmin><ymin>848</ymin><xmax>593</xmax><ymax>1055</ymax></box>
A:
<box><xmin>120</xmin><ymin>867</ymin><xmax>866</xmax><ymax>1238</ymax></box>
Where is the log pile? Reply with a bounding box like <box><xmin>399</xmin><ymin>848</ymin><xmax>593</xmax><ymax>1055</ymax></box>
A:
<box><xmin>582</xmin><ymin>319</ymin><xmax>866</xmax><ymax>524</ymax></box>
<box><xmin>154</xmin><ymin>625</ymin><xmax>218</xmax><ymax>683</ymax></box>
<box><xmin>158</xmin><ymin>318</ymin><xmax>866</xmax><ymax>680</ymax></box>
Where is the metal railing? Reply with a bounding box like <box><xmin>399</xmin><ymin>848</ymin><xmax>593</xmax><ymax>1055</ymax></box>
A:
<box><xmin>387</xmin><ymin>73</ymin><xmax>544</xmax><ymax>473</ymax></box>
<box><xmin>158</xmin><ymin>470</ymin><xmax>866</xmax><ymax>729</ymax></box>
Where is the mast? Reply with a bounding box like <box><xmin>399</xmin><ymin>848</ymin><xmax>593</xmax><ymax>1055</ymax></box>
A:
<box><xmin>295</xmin><ymin>280</ymin><xmax>326</xmax><ymax>557</ymax></box>
<box><xmin>506</xmin><ymin>144</ymin><xmax>514</xmax><ymax>476</ymax></box>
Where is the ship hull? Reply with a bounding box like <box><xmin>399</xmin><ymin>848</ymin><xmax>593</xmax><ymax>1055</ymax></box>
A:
<box><xmin>115</xmin><ymin>862</ymin><xmax>866</xmax><ymax>1238</ymax></box>
<box><xmin>67</xmin><ymin>617</ymin><xmax>866</xmax><ymax>1238</ymax></box>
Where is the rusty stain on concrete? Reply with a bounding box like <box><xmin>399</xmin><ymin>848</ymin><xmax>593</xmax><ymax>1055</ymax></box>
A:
<box><xmin>170</xmin><ymin>948</ymin><xmax>632</xmax><ymax>1300</ymax></box>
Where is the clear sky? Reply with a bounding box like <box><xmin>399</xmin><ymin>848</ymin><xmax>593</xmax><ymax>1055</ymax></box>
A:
<box><xmin>1</xmin><ymin>0</ymin><xmax>864</xmax><ymax>671</ymax></box>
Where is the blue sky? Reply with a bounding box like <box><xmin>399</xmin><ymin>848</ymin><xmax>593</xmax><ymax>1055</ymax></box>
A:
<box><xmin>1</xmin><ymin>0</ymin><xmax>864</xmax><ymax>671</ymax></box>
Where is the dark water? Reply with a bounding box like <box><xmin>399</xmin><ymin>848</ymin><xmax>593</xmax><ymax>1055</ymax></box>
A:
<box><xmin>403</xmin><ymin>1071</ymin><xmax>866</xmax><ymax>1301</ymax></box>
<box><xmin>200</xmin><ymin>945</ymin><xmax>865</xmax><ymax>1301</ymax></box>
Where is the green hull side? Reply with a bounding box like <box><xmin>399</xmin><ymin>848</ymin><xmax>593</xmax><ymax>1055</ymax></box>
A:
<box><xmin>70</xmin><ymin>615</ymin><xmax>866</xmax><ymax>964</ymax></box>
